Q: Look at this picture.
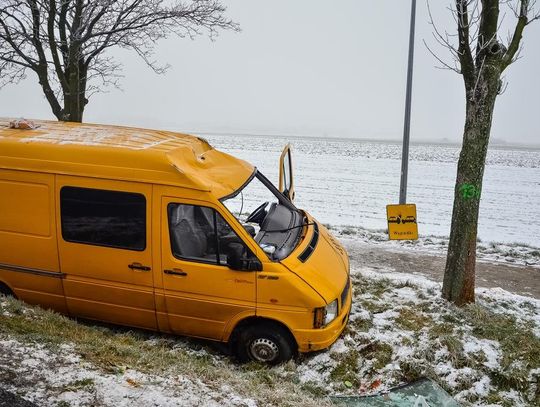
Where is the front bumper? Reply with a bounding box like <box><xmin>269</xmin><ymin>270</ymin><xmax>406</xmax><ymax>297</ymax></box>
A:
<box><xmin>293</xmin><ymin>287</ymin><xmax>352</xmax><ymax>353</ymax></box>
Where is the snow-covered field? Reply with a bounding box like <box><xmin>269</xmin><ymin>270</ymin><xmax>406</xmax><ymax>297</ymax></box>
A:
<box><xmin>202</xmin><ymin>133</ymin><xmax>540</xmax><ymax>247</ymax></box>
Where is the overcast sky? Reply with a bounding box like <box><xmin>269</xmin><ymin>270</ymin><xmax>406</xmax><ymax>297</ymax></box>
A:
<box><xmin>0</xmin><ymin>1</ymin><xmax>539</xmax><ymax>145</ymax></box>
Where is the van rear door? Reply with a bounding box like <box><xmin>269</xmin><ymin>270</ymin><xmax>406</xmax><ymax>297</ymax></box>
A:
<box><xmin>56</xmin><ymin>177</ymin><xmax>157</xmax><ymax>330</ymax></box>
<box><xmin>279</xmin><ymin>144</ymin><xmax>295</xmax><ymax>202</ymax></box>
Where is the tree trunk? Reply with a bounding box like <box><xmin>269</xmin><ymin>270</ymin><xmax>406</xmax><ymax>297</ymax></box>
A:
<box><xmin>442</xmin><ymin>67</ymin><xmax>500</xmax><ymax>305</ymax></box>
<box><xmin>61</xmin><ymin>62</ymin><xmax>87</xmax><ymax>122</ymax></box>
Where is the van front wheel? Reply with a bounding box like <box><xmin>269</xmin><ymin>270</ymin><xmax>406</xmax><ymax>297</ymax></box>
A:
<box><xmin>236</xmin><ymin>323</ymin><xmax>295</xmax><ymax>364</ymax></box>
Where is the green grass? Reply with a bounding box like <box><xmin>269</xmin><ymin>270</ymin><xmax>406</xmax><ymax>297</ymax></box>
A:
<box><xmin>359</xmin><ymin>341</ymin><xmax>394</xmax><ymax>372</ymax></box>
<box><xmin>329</xmin><ymin>350</ymin><xmax>360</xmax><ymax>389</ymax></box>
<box><xmin>62</xmin><ymin>378</ymin><xmax>95</xmax><ymax>392</ymax></box>
<box><xmin>396</xmin><ymin>307</ymin><xmax>432</xmax><ymax>331</ymax></box>
<box><xmin>461</xmin><ymin>304</ymin><xmax>540</xmax><ymax>398</ymax></box>
<box><xmin>428</xmin><ymin>322</ymin><xmax>455</xmax><ymax>339</ymax></box>
<box><xmin>349</xmin><ymin>317</ymin><xmax>373</xmax><ymax>333</ymax></box>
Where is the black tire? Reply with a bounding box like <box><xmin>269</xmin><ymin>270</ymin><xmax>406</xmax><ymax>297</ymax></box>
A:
<box><xmin>0</xmin><ymin>283</ymin><xmax>14</xmax><ymax>298</ymax></box>
<box><xmin>235</xmin><ymin>322</ymin><xmax>295</xmax><ymax>365</ymax></box>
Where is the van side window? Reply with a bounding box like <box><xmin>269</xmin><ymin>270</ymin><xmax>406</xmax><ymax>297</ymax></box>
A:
<box><xmin>60</xmin><ymin>187</ymin><xmax>146</xmax><ymax>251</ymax></box>
<box><xmin>167</xmin><ymin>203</ymin><xmax>249</xmax><ymax>265</ymax></box>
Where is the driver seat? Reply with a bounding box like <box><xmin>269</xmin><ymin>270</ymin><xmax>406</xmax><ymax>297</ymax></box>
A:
<box><xmin>170</xmin><ymin>205</ymin><xmax>207</xmax><ymax>258</ymax></box>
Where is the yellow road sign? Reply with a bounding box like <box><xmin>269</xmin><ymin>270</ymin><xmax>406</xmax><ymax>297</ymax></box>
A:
<box><xmin>386</xmin><ymin>204</ymin><xmax>418</xmax><ymax>240</ymax></box>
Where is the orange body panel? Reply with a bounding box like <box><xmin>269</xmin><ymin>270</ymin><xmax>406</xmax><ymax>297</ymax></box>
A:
<box><xmin>0</xmin><ymin>119</ymin><xmax>350</xmax><ymax>355</ymax></box>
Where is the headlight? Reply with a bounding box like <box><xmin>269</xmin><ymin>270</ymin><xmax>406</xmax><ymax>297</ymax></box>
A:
<box><xmin>324</xmin><ymin>300</ymin><xmax>338</xmax><ymax>325</ymax></box>
<box><xmin>314</xmin><ymin>299</ymin><xmax>338</xmax><ymax>328</ymax></box>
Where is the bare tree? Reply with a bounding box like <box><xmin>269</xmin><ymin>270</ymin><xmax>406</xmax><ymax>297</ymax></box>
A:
<box><xmin>0</xmin><ymin>0</ymin><xmax>238</xmax><ymax>122</ymax></box>
<box><xmin>426</xmin><ymin>0</ymin><xmax>539</xmax><ymax>305</ymax></box>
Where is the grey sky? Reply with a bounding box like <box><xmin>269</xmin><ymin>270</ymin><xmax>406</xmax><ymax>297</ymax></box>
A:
<box><xmin>1</xmin><ymin>1</ymin><xmax>539</xmax><ymax>144</ymax></box>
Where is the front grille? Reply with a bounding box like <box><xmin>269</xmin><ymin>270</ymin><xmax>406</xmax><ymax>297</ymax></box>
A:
<box><xmin>298</xmin><ymin>222</ymin><xmax>319</xmax><ymax>262</ymax></box>
<box><xmin>340</xmin><ymin>278</ymin><xmax>350</xmax><ymax>309</ymax></box>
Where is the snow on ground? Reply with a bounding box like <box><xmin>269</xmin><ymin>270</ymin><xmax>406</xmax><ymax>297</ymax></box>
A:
<box><xmin>0</xmin><ymin>338</ymin><xmax>257</xmax><ymax>407</ymax></box>
<box><xmin>200</xmin><ymin>133</ymin><xmax>540</xmax><ymax>247</ymax></box>
<box><xmin>1</xmin><ymin>260</ymin><xmax>539</xmax><ymax>406</ymax></box>
<box><xmin>328</xmin><ymin>224</ymin><xmax>540</xmax><ymax>268</ymax></box>
<box><xmin>285</xmin><ymin>264</ymin><xmax>540</xmax><ymax>406</ymax></box>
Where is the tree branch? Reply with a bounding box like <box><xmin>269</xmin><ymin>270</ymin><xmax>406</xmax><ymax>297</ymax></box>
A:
<box><xmin>456</xmin><ymin>0</ymin><xmax>476</xmax><ymax>88</ymax></box>
<box><xmin>503</xmin><ymin>0</ymin><xmax>529</xmax><ymax>69</ymax></box>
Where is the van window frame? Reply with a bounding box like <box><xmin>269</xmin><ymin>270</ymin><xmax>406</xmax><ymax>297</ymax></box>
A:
<box><xmin>220</xmin><ymin>169</ymin><xmax>296</xmax><ymax>211</ymax></box>
<box><xmin>60</xmin><ymin>186</ymin><xmax>147</xmax><ymax>252</ymax></box>
<box><xmin>167</xmin><ymin>202</ymin><xmax>257</xmax><ymax>268</ymax></box>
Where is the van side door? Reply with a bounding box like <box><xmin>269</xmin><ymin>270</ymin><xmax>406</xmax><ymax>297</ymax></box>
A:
<box><xmin>56</xmin><ymin>176</ymin><xmax>157</xmax><ymax>330</ymax></box>
<box><xmin>159</xmin><ymin>194</ymin><xmax>257</xmax><ymax>340</ymax></box>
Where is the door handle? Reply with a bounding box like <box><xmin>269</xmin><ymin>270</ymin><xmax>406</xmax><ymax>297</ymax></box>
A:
<box><xmin>128</xmin><ymin>262</ymin><xmax>151</xmax><ymax>272</ymax></box>
<box><xmin>164</xmin><ymin>269</ymin><xmax>188</xmax><ymax>276</ymax></box>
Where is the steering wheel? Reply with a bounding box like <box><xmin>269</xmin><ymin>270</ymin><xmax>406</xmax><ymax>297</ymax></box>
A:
<box><xmin>246</xmin><ymin>201</ymin><xmax>269</xmax><ymax>224</ymax></box>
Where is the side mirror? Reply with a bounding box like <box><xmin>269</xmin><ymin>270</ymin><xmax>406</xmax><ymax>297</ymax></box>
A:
<box><xmin>227</xmin><ymin>243</ymin><xmax>262</xmax><ymax>271</ymax></box>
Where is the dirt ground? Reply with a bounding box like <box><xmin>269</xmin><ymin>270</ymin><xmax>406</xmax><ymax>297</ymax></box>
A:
<box><xmin>343</xmin><ymin>240</ymin><xmax>540</xmax><ymax>299</ymax></box>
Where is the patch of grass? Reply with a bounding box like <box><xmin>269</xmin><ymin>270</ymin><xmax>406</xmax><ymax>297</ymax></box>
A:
<box><xmin>367</xmin><ymin>278</ymin><xmax>392</xmax><ymax>298</ymax></box>
<box><xmin>429</xmin><ymin>322</ymin><xmax>454</xmax><ymax>339</ymax></box>
<box><xmin>358</xmin><ymin>299</ymin><xmax>387</xmax><ymax>314</ymax></box>
<box><xmin>396</xmin><ymin>307</ymin><xmax>432</xmax><ymax>331</ymax></box>
<box><xmin>439</xmin><ymin>335</ymin><xmax>468</xmax><ymax>368</ymax></box>
<box><xmin>398</xmin><ymin>359</ymin><xmax>436</xmax><ymax>383</ymax></box>
<box><xmin>340</xmin><ymin>227</ymin><xmax>356</xmax><ymax>236</ymax></box>
<box><xmin>398</xmin><ymin>359</ymin><xmax>424</xmax><ymax>382</ymax></box>
<box><xmin>394</xmin><ymin>280</ymin><xmax>416</xmax><ymax>289</ymax></box>
<box><xmin>349</xmin><ymin>317</ymin><xmax>373</xmax><ymax>333</ymax></box>
<box><xmin>460</xmin><ymin>304</ymin><xmax>540</xmax><ymax>404</ymax></box>
<box><xmin>484</xmin><ymin>391</ymin><xmax>514</xmax><ymax>407</ymax></box>
<box><xmin>463</xmin><ymin>305</ymin><xmax>540</xmax><ymax>370</ymax></box>
<box><xmin>300</xmin><ymin>382</ymin><xmax>328</xmax><ymax>398</ymax></box>
<box><xmin>360</xmin><ymin>341</ymin><xmax>393</xmax><ymax>371</ymax></box>
<box><xmin>400</xmin><ymin>337</ymin><xmax>413</xmax><ymax>347</ymax></box>
<box><xmin>329</xmin><ymin>350</ymin><xmax>359</xmax><ymax>389</ymax></box>
<box><xmin>441</xmin><ymin>312</ymin><xmax>461</xmax><ymax>324</ymax></box>
<box><xmin>62</xmin><ymin>378</ymin><xmax>95</xmax><ymax>392</ymax></box>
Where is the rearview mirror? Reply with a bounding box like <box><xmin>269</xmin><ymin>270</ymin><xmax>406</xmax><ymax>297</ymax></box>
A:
<box><xmin>226</xmin><ymin>243</ymin><xmax>262</xmax><ymax>271</ymax></box>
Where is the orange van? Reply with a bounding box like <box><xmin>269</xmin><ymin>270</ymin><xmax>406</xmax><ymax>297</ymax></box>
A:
<box><xmin>0</xmin><ymin>119</ymin><xmax>351</xmax><ymax>363</ymax></box>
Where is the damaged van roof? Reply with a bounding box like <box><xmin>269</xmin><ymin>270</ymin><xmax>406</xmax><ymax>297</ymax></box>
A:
<box><xmin>0</xmin><ymin>118</ymin><xmax>254</xmax><ymax>197</ymax></box>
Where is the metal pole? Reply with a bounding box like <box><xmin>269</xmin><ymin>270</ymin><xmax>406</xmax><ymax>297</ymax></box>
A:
<box><xmin>399</xmin><ymin>0</ymin><xmax>416</xmax><ymax>204</ymax></box>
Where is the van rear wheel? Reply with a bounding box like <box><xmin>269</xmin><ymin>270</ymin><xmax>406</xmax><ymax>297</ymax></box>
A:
<box><xmin>235</xmin><ymin>323</ymin><xmax>295</xmax><ymax>365</ymax></box>
<box><xmin>0</xmin><ymin>283</ymin><xmax>14</xmax><ymax>298</ymax></box>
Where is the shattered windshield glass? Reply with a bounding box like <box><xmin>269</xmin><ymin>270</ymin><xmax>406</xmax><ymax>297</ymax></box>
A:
<box><xmin>221</xmin><ymin>171</ymin><xmax>304</xmax><ymax>260</ymax></box>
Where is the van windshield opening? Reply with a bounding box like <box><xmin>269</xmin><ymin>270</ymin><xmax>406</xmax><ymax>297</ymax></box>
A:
<box><xmin>221</xmin><ymin>171</ymin><xmax>304</xmax><ymax>261</ymax></box>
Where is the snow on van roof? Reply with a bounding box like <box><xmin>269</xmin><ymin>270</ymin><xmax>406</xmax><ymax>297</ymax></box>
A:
<box><xmin>0</xmin><ymin>118</ymin><xmax>254</xmax><ymax>198</ymax></box>
<box><xmin>0</xmin><ymin>118</ymin><xmax>204</xmax><ymax>151</ymax></box>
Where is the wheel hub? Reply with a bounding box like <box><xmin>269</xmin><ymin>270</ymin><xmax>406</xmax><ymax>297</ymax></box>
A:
<box><xmin>249</xmin><ymin>338</ymin><xmax>279</xmax><ymax>362</ymax></box>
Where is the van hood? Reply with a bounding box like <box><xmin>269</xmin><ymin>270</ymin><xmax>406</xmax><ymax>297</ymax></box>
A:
<box><xmin>281</xmin><ymin>216</ymin><xmax>349</xmax><ymax>304</ymax></box>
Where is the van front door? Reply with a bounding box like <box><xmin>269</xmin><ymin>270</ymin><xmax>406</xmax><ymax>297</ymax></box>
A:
<box><xmin>160</xmin><ymin>196</ymin><xmax>256</xmax><ymax>340</ymax></box>
<box><xmin>57</xmin><ymin>177</ymin><xmax>156</xmax><ymax>330</ymax></box>
<box><xmin>279</xmin><ymin>144</ymin><xmax>295</xmax><ymax>201</ymax></box>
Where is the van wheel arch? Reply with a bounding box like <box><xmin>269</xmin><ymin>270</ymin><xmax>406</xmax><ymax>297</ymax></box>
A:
<box><xmin>230</xmin><ymin>317</ymin><xmax>297</xmax><ymax>364</ymax></box>
<box><xmin>0</xmin><ymin>282</ymin><xmax>15</xmax><ymax>298</ymax></box>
